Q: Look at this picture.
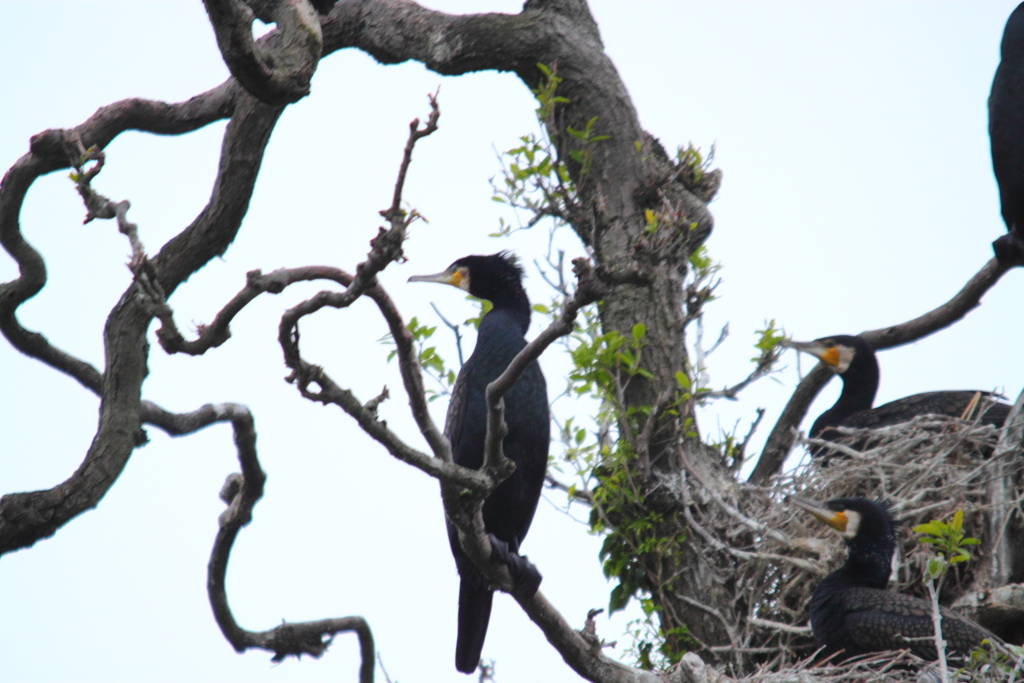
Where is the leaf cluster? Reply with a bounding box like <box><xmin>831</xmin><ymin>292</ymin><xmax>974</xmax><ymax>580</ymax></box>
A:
<box><xmin>913</xmin><ymin>509</ymin><xmax>980</xmax><ymax>581</ymax></box>
<box><xmin>380</xmin><ymin>316</ymin><xmax>456</xmax><ymax>401</ymax></box>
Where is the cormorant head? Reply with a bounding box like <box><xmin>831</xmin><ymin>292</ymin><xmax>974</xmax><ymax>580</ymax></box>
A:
<box><xmin>790</xmin><ymin>496</ymin><xmax>897</xmax><ymax>583</ymax></box>
<box><xmin>781</xmin><ymin>334</ymin><xmax>881</xmax><ymax>437</ymax></box>
<box><xmin>779</xmin><ymin>335</ymin><xmax>871</xmax><ymax>375</ymax></box>
<box><xmin>790</xmin><ymin>496</ymin><xmax>893</xmax><ymax>540</ymax></box>
<box><xmin>1002</xmin><ymin>2</ymin><xmax>1024</xmax><ymax>59</ymax></box>
<box><xmin>408</xmin><ymin>251</ymin><xmax>529</xmax><ymax>310</ymax></box>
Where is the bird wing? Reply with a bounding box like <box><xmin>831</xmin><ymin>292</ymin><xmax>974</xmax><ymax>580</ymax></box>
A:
<box><xmin>843</xmin><ymin>587</ymin><xmax>997</xmax><ymax>660</ymax></box>
<box><xmin>444</xmin><ymin>362</ymin><xmax>470</xmax><ymax>451</ymax></box>
<box><xmin>842</xmin><ymin>391</ymin><xmax>1009</xmax><ymax>430</ymax></box>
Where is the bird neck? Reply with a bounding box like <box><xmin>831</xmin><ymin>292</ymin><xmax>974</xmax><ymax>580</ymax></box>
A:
<box><xmin>484</xmin><ymin>288</ymin><xmax>531</xmax><ymax>336</ymax></box>
<box><xmin>833</xmin><ymin>351</ymin><xmax>879</xmax><ymax>416</ymax></box>
<box><xmin>840</xmin><ymin>532</ymin><xmax>894</xmax><ymax>589</ymax></box>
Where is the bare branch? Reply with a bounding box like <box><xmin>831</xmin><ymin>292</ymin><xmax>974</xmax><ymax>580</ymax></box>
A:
<box><xmin>383</xmin><ymin>92</ymin><xmax>440</xmax><ymax>222</ymax></box>
<box><xmin>202</xmin><ymin>0</ymin><xmax>322</xmax><ymax>105</ymax></box>
<box><xmin>517</xmin><ymin>593</ymin><xmax>661</xmax><ymax>683</ymax></box>
<box><xmin>0</xmin><ymin>85</ymin><xmax>236</xmax><ymax>396</ymax></box>
<box><xmin>747</xmin><ymin>617</ymin><xmax>811</xmax><ymax>636</ymax></box>
<box><xmin>751</xmin><ymin>257</ymin><xmax>1017</xmax><ymax>484</ymax></box>
<box><xmin>277</xmin><ymin>102</ymin><xmax>452</xmax><ymax>475</ymax></box>
<box><xmin>429</xmin><ymin>301</ymin><xmax>465</xmax><ymax>367</ymax></box>
<box><xmin>544</xmin><ymin>473</ymin><xmax>595</xmax><ymax>505</ymax></box>
<box><xmin>205</xmin><ymin>403</ymin><xmax>374</xmax><ymax>680</ymax></box>
<box><xmin>730</xmin><ymin>408</ymin><xmax>766</xmax><ymax>473</ymax></box>
<box><xmin>0</xmin><ymin>84</ymin><xmax>282</xmax><ymax>555</ymax></box>
<box><xmin>701</xmin><ymin>344</ymin><xmax>781</xmax><ymax>402</ymax></box>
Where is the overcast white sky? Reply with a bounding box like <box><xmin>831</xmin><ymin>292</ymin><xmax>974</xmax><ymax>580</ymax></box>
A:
<box><xmin>2</xmin><ymin>2</ymin><xmax>1024</xmax><ymax>682</ymax></box>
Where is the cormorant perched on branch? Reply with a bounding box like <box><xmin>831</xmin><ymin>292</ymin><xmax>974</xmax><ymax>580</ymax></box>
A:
<box><xmin>791</xmin><ymin>496</ymin><xmax>999</xmax><ymax>662</ymax></box>
<box><xmin>781</xmin><ymin>335</ymin><xmax>1009</xmax><ymax>447</ymax></box>
<box><xmin>409</xmin><ymin>252</ymin><xmax>549</xmax><ymax>674</ymax></box>
<box><xmin>990</xmin><ymin>2</ymin><xmax>1024</xmax><ymax>266</ymax></box>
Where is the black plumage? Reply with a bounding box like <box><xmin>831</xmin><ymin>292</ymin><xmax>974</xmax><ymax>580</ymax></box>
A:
<box><xmin>791</xmin><ymin>497</ymin><xmax>999</xmax><ymax>661</ymax></box>
<box><xmin>409</xmin><ymin>252</ymin><xmax>549</xmax><ymax>674</ymax></box>
<box><xmin>781</xmin><ymin>335</ymin><xmax>1009</xmax><ymax>448</ymax></box>
<box><xmin>990</xmin><ymin>2</ymin><xmax>1024</xmax><ymax>266</ymax></box>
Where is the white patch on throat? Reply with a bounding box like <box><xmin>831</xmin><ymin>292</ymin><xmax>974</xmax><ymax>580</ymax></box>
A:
<box><xmin>834</xmin><ymin>345</ymin><xmax>856</xmax><ymax>374</ymax></box>
<box><xmin>840</xmin><ymin>509</ymin><xmax>862</xmax><ymax>539</ymax></box>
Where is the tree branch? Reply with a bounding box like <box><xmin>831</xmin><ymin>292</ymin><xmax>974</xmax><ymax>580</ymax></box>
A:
<box><xmin>0</xmin><ymin>79</ymin><xmax>282</xmax><ymax>555</ymax></box>
<box><xmin>750</xmin><ymin>257</ymin><xmax>1016</xmax><ymax>484</ymax></box>
<box><xmin>205</xmin><ymin>403</ymin><xmax>374</xmax><ymax>681</ymax></box>
<box><xmin>203</xmin><ymin>0</ymin><xmax>323</xmax><ymax>105</ymax></box>
<box><xmin>482</xmin><ymin>258</ymin><xmax>609</xmax><ymax>477</ymax></box>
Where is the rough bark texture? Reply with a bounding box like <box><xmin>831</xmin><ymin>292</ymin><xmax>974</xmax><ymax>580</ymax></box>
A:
<box><xmin>3</xmin><ymin>2</ymin><xmax>1022</xmax><ymax>681</ymax></box>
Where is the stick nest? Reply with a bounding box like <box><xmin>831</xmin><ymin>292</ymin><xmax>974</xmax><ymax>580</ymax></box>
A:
<box><xmin>678</xmin><ymin>411</ymin><xmax>1024</xmax><ymax>681</ymax></box>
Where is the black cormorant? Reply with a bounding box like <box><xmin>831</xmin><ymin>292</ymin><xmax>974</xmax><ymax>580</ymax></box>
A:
<box><xmin>791</xmin><ymin>496</ymin><xmax>999</xmax><ymax>661</ymax></box>
<box><xmin>409</xmin><ymin>252</ymin><xmax>549</xmax><ymax>674</ymax></box>
<box><xmin>990</xmin><ymin>2</ymin><xmax>1024</xmax><ymax>266</ymax></box>
<box><xmin>781</xmin><ymin>335</ymin><xmax>1009</xmax><ymax>448</ymax></box>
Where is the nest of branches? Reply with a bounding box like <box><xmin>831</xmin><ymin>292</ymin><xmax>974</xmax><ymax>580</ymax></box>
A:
<box><xmin>678</xmin><ymin>411</ymin><xmax>1024</xmax><ymax>679</ymax></box>
<box><xmin>677</xmin><ymin>649</ymin><xmax>937</xmax><ymax>683</ymax></box>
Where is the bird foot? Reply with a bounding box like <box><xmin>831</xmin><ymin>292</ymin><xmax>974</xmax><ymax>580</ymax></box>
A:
<box><xmin>993</xmin><ymin>232</ymin><xmax>1024</xmax><ymax>267</ymax></box>
<box><xmin>488</xmin><ymin>534</ymin><xmax>542</xmax><ymax>599</ymax></box>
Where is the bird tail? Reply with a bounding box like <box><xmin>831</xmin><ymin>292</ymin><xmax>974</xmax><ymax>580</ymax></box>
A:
<box><xmin>455</xmin><ymin>578</ymin><xmax>493</xmax><ymax>674</ymax></box>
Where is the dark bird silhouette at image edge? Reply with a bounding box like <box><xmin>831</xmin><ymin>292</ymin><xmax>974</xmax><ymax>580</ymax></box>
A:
<box><xmin>791</xmin><ymin>496</ymin><xmax>1001</xmax><ymax>662</ymax></box>
<box><xmin>409</xmin><ymin>252</ymin><xmax>549</xmax><ymax>674</ymax></box>
<box><xmin>780</xmin><ymin>335</ymin><xmax>1009</xmax><ymax>452</ymax></box>
<box><xmin>990</xmin><ymin>1</ymin><xmax>1024</xmax><ymax>266</ymax></box>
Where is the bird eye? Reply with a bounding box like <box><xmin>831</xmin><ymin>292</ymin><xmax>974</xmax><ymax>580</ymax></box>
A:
<box><xmin>824</xmin><ymin>340</ymin><xmax>835</xmax><ymax>348</ymax></box>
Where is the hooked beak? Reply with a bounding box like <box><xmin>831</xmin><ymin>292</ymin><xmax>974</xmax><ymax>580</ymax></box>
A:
<box><xmin>408</xmin><ymin>267</ymin><xmax>464</xmax><ymax>288</ymax></box>
<box><xmin>779</xmin><ymin>338</ymin><xmax>839</xmax><ymax>368</ymax></box>
<box><xmin>788</xmin><ymin>495</ymin><xmax>849</xmax><ymax>533</ymax></box>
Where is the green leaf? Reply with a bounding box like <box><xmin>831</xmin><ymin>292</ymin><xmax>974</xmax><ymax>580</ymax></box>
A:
<box><xmin>913</xmin><ymin>522</ymin><xmax>946</xmax><ymax>536</ymax></box>
<box><xmin>675</xmin><ymin>371</ymin><xmax>691</xmax><ymax>390</ymax></box>
<box><xmin>631</xmin><ymin>323</ymin><xmax>646</xmax><ymax>342</ymax></box>
<box><xmin>951</xmin><ymin>509</ymin><xmax>964</xmax><ymax>533</ymax></box>
<box><xmin>926</xmin><ymin>557</ymin><xmax>947</xmax><ymax>580</ymax></box>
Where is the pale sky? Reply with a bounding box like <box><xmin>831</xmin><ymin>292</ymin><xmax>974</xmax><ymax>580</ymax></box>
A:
<box><xmin>2</xmin><ymin>2</ymin><xmax>1023</xmax><ymax>682</ymax></box>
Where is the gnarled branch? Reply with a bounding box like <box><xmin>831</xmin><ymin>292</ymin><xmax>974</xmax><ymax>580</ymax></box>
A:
<box><xmin>205</xmin><ymin>402</ymin><xmax>374</xmax><ymax>680</ymax></box>
<box><xmin>203</xmin><ymin>0</ymin><xmax>323</xmax><ymax>105</ymax></box>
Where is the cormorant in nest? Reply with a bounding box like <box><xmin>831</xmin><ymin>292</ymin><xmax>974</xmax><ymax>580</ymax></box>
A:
<box><xmin>409</xmin><ymin>252</ymin><xmax>548</xmax><ymax>674</ymax></box>
<box><xmin>990</xmin><ymin>2</ymin><xmax>1024</xmax><ymax>266</ymax></box>
<box><xmin>791</xmin><ymin>496</ymin><xmax>1000</xmax><ymax>662</ymax></box>
<box><xmin>781</xmin><ymin>335</ymin><xmax>1009</xmax><ymax>450</ymax></box>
